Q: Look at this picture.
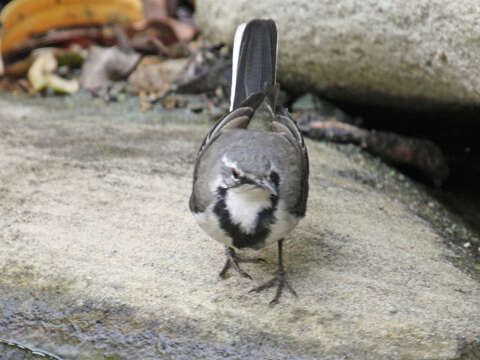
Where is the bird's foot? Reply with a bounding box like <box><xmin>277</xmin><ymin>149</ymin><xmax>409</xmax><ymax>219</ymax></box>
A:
<box><xmin>249</xmin><ymin>269</ymin><xmax>297</xmax><ymax>306</ymax></box>
<box><xmin>219</xmin><ymin>247</ymin><xmax>266</xmax><ymax>280</ymax></box>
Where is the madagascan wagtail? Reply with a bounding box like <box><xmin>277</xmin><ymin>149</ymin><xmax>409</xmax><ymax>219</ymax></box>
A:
<box><xmin>189</xmin><ymin>19</ymin><xmax>309</xmax><ymax>305</ymax></box>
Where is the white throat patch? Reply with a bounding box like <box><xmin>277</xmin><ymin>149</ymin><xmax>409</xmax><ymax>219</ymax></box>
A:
<box><xmin>225</xmin><ymin>187</ymin><xmax>272</xmax><ymax>234</ymax></box>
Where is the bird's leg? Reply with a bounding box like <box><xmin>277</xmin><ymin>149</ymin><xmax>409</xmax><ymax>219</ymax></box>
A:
<box><xmin>219</xmin><ymin>246</ymin><xmax>266</xmax><ymax>280</ymax></box>
<box><xmin>249</xmin><ymin>239</ymin><xmax>297</xmax><ymax>306</ymax></box>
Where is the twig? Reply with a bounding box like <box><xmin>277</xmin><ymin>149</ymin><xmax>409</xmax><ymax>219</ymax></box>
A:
<box><xmin>0</xmin><ymin>338</ymin><xmax>64</xmax><ymax>360</ymax></box>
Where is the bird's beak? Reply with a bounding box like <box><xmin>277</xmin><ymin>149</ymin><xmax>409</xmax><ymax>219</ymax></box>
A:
<box><xmin>258</xmin><ymin>177</ymin><xmax>278</xmax><ymax>196</ymax></box>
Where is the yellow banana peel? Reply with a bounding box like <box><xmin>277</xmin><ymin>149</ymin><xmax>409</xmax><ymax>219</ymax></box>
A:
<box><xmin>0</xmin><ymin>0</ymin><xmax>144</xmax><ymax>54</ymax></box>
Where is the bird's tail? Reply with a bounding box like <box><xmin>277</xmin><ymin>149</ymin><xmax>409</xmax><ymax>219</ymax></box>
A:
<box><xmin>230</xmin><ymin>19</ymin><xmax>278</xmax><ymax>111</ymax></box>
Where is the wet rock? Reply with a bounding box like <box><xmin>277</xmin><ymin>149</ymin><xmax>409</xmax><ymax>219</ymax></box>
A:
<box><xmin>291</xmin><ymin>93</ymin><xmax>321</xmax><ymax>112</ymax></box>
<box><xmin>292</xmin><ymin>93</ymin><xmax>355</xmax><ymax>124</ymax></box>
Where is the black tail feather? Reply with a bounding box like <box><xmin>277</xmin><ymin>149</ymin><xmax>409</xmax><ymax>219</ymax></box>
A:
<box><xmin>230</xmin><ymin>19</ymin><xmax>277</xmax><ymax>111</ymax></box>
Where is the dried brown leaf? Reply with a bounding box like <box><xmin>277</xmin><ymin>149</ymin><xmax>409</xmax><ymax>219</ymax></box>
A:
<box><xmin>127</xmin><ymin>55</ymin><xmax>188</xmax><ymax>93</ymax></box>
<box><xmin>81</xmin><ymin>46</ymin><xmax>140</xmax><ymax>90</ymax></box>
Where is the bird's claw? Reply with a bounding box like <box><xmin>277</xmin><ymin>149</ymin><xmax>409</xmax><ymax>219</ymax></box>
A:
<box><xmin>249</xmin><ymin>269</ymin><xmax>297</xmax><ymax>306</ymax></box>
<box><xmin>219</xmin><ymin>247</ymin><xmax>266</xmax><ymax>280</ymax></box>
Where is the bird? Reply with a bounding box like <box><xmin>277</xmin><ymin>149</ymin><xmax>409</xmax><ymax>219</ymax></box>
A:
<box><xmin>189</xmin><ymin>19</ymin><xmax>309</xmax><ymax>305</ymax></box>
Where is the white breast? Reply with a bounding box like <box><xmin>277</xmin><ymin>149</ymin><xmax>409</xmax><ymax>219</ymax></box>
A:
<box><xmin>192</xmin><ymin>189</ymin><xmax>301</xmax><ymax>249</ymax></box>
<box><xmin>226</xmin><ymin>190</ymin><xmax>300</xmax><ymax>246</ymax></box>
<box><xmin>192</xmin><ymin>208</ymin><xmax>233</xmax><ymax>246</ymax></box>
<box><xmin>225</xmin><ymin>187</ymin><xmax>271</xmax><ymax>234</ymax></box>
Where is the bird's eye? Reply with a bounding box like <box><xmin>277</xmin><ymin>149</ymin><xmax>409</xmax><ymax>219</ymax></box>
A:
<box><xmin>270</xmin><ymin>171</ymin><xmax>280</xmax><ymax>186</ymax></box>
<box><xmin>232</xmin><ymin>168</ymin><xmax>240</xmax><ymax>179</ymax></box>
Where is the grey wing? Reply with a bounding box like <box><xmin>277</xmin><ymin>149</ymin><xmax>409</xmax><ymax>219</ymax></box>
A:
<box><xmin>189</xmin><ymin>93</ymin><xmax>265</xmax><ymax>213</ymax></box>
<box><xmin>272</xmin><ymin>109</ymin><xmax>309</xmax><ymax>217</ymax></box>
<box><xmin>195</xmin><ymin>92</ymin><xmax>264</xmax><ymax>162</ymax></box>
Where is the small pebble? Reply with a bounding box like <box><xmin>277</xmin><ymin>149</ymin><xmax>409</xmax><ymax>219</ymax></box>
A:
<box><xmin>388</xmin><ymin>306</ymin><xmax>398</xmax><ymax>314</ymax></box>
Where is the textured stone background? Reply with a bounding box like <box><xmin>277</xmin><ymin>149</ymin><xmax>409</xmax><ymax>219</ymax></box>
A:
<box><xmin>0</xmin><ymin>93</ymin><xmax>479</xmax><ymax>359</ymax></box>
<box><xmin>196</xmin><ymin>0</ymin><xmax>480</xmax><ymax>110</ymax></box>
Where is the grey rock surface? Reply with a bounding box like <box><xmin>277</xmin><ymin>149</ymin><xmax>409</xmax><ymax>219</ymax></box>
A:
<box><xmin>1</xmin><ymin>92</ymin><xmax>480</xmax><ymax>359</ymax></box>
<box><xmin>196</xmin><ymin>0</ymin><xmax>480</xmax><ymax>110</ymax></box>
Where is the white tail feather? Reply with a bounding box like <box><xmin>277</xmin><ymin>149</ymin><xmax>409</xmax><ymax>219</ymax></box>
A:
<box><xmin>230</xmin><ymin>23</ymin><xmax>247</xmax><ymax>111</ymax></box>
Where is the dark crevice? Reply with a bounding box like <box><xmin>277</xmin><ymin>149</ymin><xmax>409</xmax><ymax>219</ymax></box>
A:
<box><xmin>323</xmin><ymin>99</ymin><xmax>480</xmax><ymax>247</ymax></box>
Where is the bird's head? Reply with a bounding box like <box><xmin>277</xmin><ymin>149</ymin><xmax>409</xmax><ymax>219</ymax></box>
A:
<box><xmin>219</xmin><ymin>154</ymin><xmax>279</xmax><ymax>197</ymax></box>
